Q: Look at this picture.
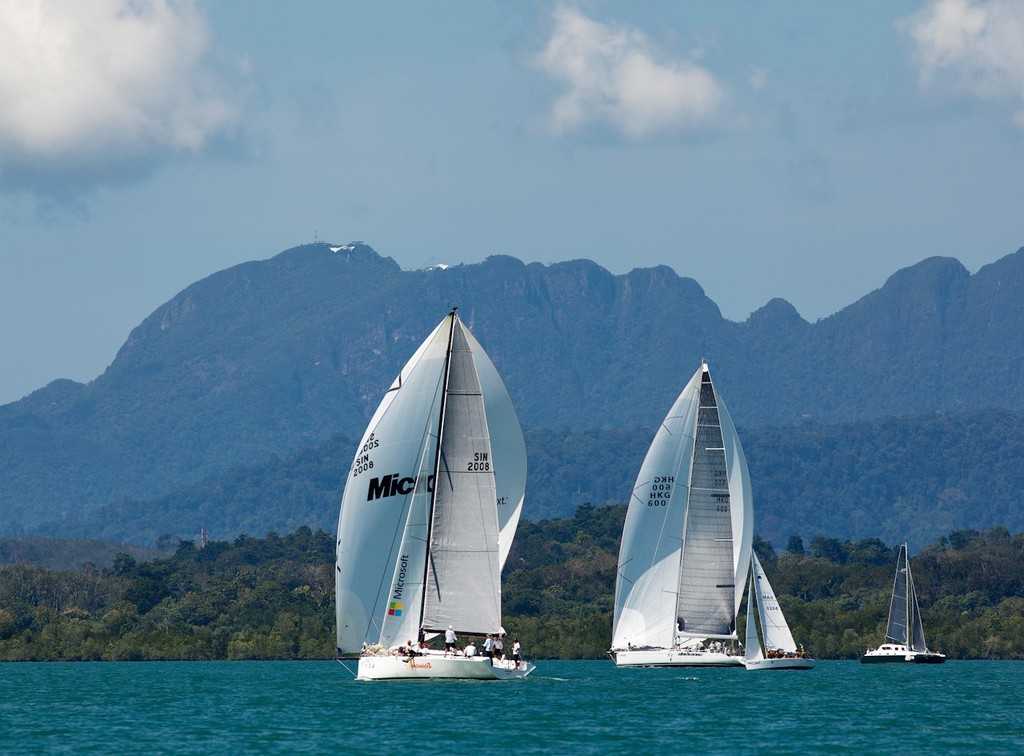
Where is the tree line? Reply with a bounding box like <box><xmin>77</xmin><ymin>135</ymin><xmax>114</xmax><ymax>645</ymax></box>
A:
<box><xmin>2</xmin><ymin>511</ymin><xmax>1023</xmax><ymax>661</ymax></box>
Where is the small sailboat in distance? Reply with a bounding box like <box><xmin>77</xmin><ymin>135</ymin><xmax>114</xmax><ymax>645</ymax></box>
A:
<box><xmin>335</xmin><ymin>308</ymin><xmax>534</xmax><ymax>680</ymax></box>
<box><xmin>861</xmin><ymin>543</ymin><xmax>945</xmax><ymax>664</ymax></box>
<box><xmin>610</xmin><ymin>361</ymin><xmax>753</xmax><ymax>667</ymax></box>
<box><xmin>743</xmin><ymin>552</ymin><xmax>815</xmax><ymax>670</ymax></box>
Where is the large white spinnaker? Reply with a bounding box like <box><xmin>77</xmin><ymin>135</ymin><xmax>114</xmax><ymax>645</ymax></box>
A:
<box><xmin>612</xmin><ymin>368</ymin><xmax>701</xmax><ymax>650</ymax></box>
<box><xmin>718</xmin><ymin>386</ymin><xmax>754</xmax><ymax>623</ymax></box>
<box><xmin>463</xmin><ymin>326</ymin><xmax>526</xmax><ymax>570</ymax></box>
<box><xmin>335</xmin><ymin>319</ymin><xmax>450</xmax><ymax>655</ymax></box>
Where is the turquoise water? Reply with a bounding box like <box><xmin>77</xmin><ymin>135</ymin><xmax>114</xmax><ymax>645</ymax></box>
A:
<box><xmin>1</xmin><ymin>660</ymin><xmax>1021</xmax><ymax>754</ymax></box>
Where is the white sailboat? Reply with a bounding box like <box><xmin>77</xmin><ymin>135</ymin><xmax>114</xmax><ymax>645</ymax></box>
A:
<box><xmin>743</xmin><ymin>552</ymin><xmax>815</xmax><ymax>670</ymax></box>
<box><xmin>335</xmin><ymin>309</ymin><xmax>534</xmax><ymax>680</ymax></box>
<box><xmin>861</xmin><ymin>543</ymin><xmax>945</xmax><ymax>664</ymax></box>
<box><xmin>611</xmin><ymin>362</ymin><xmax>753</xmax><ymax>668</ymax></box>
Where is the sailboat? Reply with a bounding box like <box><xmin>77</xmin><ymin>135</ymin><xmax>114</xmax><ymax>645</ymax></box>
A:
<box><xmin>743</xmin><ymin>552</ymin><xmax>815</xmax><ymax>670</ymax></box>
<box><xmin>335</xmin><ymin>308</ymin><xmax>535</xmax><ymax>680</ymax></box>
<box><xmin>611</xmin><ymin>362</ymin><xmax>753</xmax><ymax>668</ymax></box>
<box><xmin>861</xmin><ymin>543</ymin><xmax>945</xmax><ymax>664</ymax></box>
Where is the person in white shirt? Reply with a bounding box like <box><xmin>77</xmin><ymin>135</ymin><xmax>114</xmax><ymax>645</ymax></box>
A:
<box><xmin>444</xmin><ymin>625</ymin><xmax>457</xmax><ymax>656</ymax></box>
<box><xmin>511</xmin><ymin>638</ymin><xmax>522</xmax><ymax>668</ymax></box>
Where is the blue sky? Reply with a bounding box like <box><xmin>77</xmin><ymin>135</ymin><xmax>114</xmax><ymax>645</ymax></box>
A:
<box><xmin>2</xmin><ymin>0</ymin><xmax>1023</xmax><ymax>405</ymax></box>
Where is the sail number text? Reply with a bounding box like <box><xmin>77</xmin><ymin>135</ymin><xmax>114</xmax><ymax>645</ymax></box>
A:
<box><xmin>467</xmin><ymin>451</ymin><xmax>490</xmax><ymax>471</ymax></box>
<box><xmin>647</xmin><ymin>476</ymin><xmax>674</xmax><ymax>506</ymax></box>
<box><xmin>352</xmin><ymin>434</ymin><xmax>380</xmax><ymax>477</ymax></box>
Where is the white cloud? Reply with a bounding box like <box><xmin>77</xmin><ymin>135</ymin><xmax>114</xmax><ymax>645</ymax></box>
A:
<box><xmin>533</xmin><ymin>4</ymin><xmax>724</xmax><ymax>139</ymax></box>
<box><xmin>0</xmin><ymin>0</ymin><xmax>240</xmax><ymax>193</ymax></box>
<box><xmin>900</xmin><ymin>0</ymin><xmax>1024</xmax><ymax>126</ymax></box>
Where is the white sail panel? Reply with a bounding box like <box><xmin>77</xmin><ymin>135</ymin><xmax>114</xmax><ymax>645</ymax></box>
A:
<box><xmin>335</xmin><ymin>319</ymin><xmax>450</xmax><ymax>654</ymax></box>
<box><xmin>463</xmin><ymin>326</ymin><xmax>527</xmax><ymax>571</ymax></box>
<box><xmin>717</xmin><ymin>386</ymin><xmax>754</xmax><ymax>618</ymax></box>
<box><xmin>420</xmin><ymin>321</ymin><xmax>502</xmax><ymax>635</ymax></box>
<box><xmin>611</xmin><ymin>367</ymin><xmax>701</xmax><ymax>650</ymax></box>
<box><xmin>752</xmin><ymin>552</ymin><xmax>797</xmax><ymax>653</ymax></box>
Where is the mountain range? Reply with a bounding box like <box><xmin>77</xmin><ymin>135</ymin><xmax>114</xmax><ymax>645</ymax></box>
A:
<box><xmin>3</xmin><ymin>241</ymin><xmax>1024</xmax><ymax>546</ymax></box>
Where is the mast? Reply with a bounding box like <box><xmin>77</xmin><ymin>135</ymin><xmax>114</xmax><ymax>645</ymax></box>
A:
<box><xmin>418</xmin><ymin>308</ymin><xmax>458</xmax><ymax>631</ymax></box>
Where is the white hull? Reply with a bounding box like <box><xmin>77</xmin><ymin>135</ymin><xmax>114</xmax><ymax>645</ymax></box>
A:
<box><xmin>613</xmin><ymin>648</ymin><xmax>744</xmax><ymax>668</ymax></box>
<box><xmin>356</xmin><ymin>652</ymin><xmax>535</xmax><ymax>680</ymax></box>
<box><xmin>744</xmin><ymin>657</ymin><xmax>816</xmax><ymax>671</ymax></box>
<box><xmin>860</xmin><ymin>644</ymin><xmax>945</xmax><ymax>664</ymax></box>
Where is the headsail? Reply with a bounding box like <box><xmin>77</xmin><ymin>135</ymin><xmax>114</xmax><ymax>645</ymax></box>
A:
<box><xmin>909</xmin><ymin>557</ymin><xmax>928</xmax><ymax>652</ymax></box>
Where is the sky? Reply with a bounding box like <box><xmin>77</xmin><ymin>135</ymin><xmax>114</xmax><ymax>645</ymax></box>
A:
<box><xmin>2</xmin><ymin>0</ymin><xmax>1023</xmax><ymax>405</ymax></box>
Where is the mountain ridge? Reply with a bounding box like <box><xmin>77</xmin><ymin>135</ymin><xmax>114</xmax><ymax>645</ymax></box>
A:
<box><xmin>3</xmin><ymin>241</ymin><xmax>1024</xmax><ymax>535</ymax></box>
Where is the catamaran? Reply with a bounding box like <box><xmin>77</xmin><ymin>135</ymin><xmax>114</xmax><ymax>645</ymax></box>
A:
<box><xmin>611</xmin><ymin>362</ymin><xmax>753</xmax><ymax>667</ymax></box>
<box><xmin>861</xmin><ymin>543</ymin><xmax>945</xmax><ymax>664</ymax></box>
<box><xmin>335</xmin><ymin>309</ymin><xmax>534</xmax><ymax>680</ymax></box>
<box><xmin>743</xmin><ymin>552</ymin><xmax>815</xmax><ymax>670</ymax></box>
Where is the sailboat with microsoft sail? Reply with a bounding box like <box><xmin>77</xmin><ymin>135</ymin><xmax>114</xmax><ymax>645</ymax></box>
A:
<box><xmin>335</xmin><ymin>309</ymin><xmax>534</xmax><ymax>680</ymax></box>
<box><xmin>743</xmin><ymin>552</ymin><xmax>815</xmax><ymax>670</ymax></box>
<box><xmin>610</xmin><ymin>362</ymin><xmax>753</xmax><ymax>667</ymax></box>
<box><xmin>861</xmin><ymin>543</ymin><xmax>945</xmax><ymax>664</ymax></box>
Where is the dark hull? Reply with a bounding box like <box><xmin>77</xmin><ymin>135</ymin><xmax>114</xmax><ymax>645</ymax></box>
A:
<box><xmin>860</xmin><ymin>652</ymin><xmax>945</xmax><ymax>664</ymax></box>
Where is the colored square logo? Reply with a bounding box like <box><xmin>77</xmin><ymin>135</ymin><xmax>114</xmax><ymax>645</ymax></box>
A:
<box><xmin>388</xmin><ymin>601</ymin><xmax>403</xmax><ymax>617</ymax></box>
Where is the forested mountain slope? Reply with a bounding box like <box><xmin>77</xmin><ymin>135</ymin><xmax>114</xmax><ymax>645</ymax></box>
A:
<box><xmin>24</xmin><ymin>409</ymin><xmax>1024</xmax><ymax>552</ymax></box>
<box><xmin>3</xmin><ymin>242</ymin><xmax>1024</xmax><ymax>533</ymax></box>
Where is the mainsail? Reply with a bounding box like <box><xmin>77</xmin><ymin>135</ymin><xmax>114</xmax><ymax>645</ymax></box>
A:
<box><xmin>420</xmin><ymin>322</ymin><xmax>501</xmax><ymax>634</ymax></box>
<box><xmin>335</xmin><ymin>310</ymin><xmax>525</xmax><ymax>655</ymax></box>
<box><xmin>612</xmin><ymin>362</ymin><xmax>753</xmax><ymax>651</ymax></box>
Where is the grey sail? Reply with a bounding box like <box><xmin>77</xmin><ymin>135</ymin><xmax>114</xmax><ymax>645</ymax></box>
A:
<box><xmin>420</xmin><ymin>322</ymin><xmax>502</xmax><ymax>634</ymax></box>
<box><xmin>908</xmin><ymin>557</ymin><xmax>928</xmax><ymax>652</ymax></box>
<box><xmin>884</xmin><ymin>544</ymin><xmax>911</xmax><ymax>645</ymax></box>
<box><xmin>675</xmin><ymin>369</ymin><xmax>737</xmax><ymax>638</ymax></box>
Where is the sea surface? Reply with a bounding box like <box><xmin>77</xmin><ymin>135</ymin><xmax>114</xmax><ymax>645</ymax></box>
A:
<box><xmin>1</xmin><ymin>660</ymin><xmax>1021</xmax><ymax>754</ymax></box>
